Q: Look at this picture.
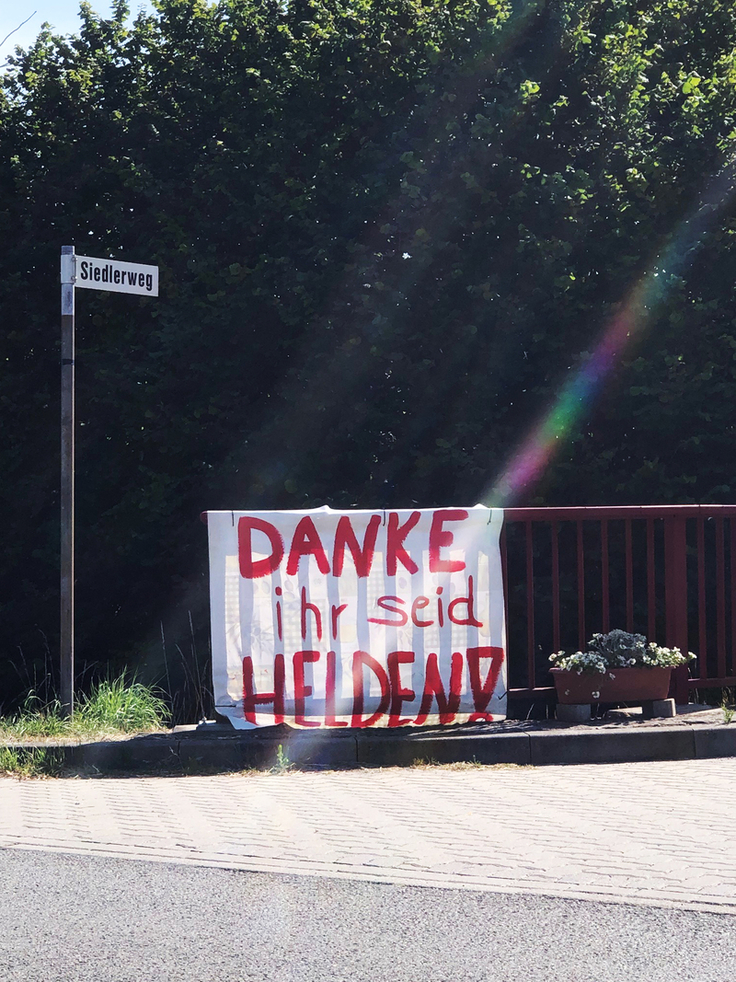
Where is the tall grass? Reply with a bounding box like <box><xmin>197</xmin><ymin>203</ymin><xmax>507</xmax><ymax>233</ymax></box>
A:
<box><xmin>0</xmin><ymin>674</ymin><xmax>169</xmax><ymax>742</ymax></box>
<box><xmin>4</xmin><ymin>613</ymin><xmax>212</xmax><ymax>726</ymax></box>
<box><xmin>78</xmin><ymin>676</ymin><xmax>169</xmax><ymax>732</ymax></box>
<box><xmin>160</xmin><ymin>614</ymin><xmax>213</xmax><ymax>725</ymax></box>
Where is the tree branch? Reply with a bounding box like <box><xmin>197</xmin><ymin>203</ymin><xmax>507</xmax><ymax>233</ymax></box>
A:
<box><xmin>0</xmin><ymin>11</ymin><xmax>37</xmax><ymax>51</ymax></box>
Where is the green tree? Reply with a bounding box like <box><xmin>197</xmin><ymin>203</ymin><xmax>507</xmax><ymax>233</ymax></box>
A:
<box><xmin>1</xmin><ymin>0</ymin><xmax>735</xmax><ymax>712</ymax></box>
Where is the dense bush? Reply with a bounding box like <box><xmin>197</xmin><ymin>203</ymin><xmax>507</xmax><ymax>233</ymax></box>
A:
<box><xmin>1</xmin><ymin>0</ymin><xmax>735</xmax><ymax>712</ymax></box>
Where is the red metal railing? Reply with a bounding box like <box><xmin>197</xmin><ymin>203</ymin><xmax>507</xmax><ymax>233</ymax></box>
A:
<box><xmin>502</xmin><ymin>506</ymin><xmax>736</xmax><ymax>704</ymax></box>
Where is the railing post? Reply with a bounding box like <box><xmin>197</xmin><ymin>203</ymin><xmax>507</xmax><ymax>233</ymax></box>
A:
<box><xmin>664</xmin><ymin>515</ymin><xmax>689</xmax><ymax>705</ymax></box>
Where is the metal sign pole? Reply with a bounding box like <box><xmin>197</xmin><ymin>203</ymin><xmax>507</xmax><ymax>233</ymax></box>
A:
<box><xmin>57</xmin><ymin>247</ymin><xmax>158</xmax><ymax>716</ymax></box>
<box><xmin>60</xmin><ymin>245</ymin><xmax>75</xmax><ymax>717</ymax></box>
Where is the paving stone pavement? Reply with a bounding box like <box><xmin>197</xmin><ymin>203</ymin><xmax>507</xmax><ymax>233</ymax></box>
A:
<box><xmin>1</xmin><ymin>758</ymin><xmax>736</xmax><ymax>914</ymax></box>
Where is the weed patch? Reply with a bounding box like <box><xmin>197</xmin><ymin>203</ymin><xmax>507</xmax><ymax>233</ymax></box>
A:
<box><xmin>0</xmin><ymin>747</ymin><xmax>65</xmax><ymax>778</ymax></box>
<box><xmin>271</xmin><ymin>744</ymin><xmax>296</xmax><ymax>774</ymax></box>
<box><xmin>721</xmin><ymin>688</ymin><xmax>735</xmax><ymax>724</ymax></box>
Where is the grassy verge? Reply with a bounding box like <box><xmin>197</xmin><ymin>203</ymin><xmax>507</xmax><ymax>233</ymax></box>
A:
<box><xmin>0</xmin><ymin>675</ymin><xmax>170</xmax><ymax>775</ymax></box>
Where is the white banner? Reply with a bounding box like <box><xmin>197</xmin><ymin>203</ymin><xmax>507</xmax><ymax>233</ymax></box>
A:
<box><xmin>207</xmin><ymin>506</ymin><xmax>506</xmax><ymax>729</ymax></box>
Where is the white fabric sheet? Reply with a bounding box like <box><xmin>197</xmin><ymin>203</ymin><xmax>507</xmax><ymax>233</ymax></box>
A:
<box><xmin>207</xmin><ymin>505</ymin><xmax>506</xmax><ymax>729</ymax></box>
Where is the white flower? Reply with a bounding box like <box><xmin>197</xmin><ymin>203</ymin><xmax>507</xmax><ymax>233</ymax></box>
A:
<box><xmin>550</xmin><ymin>629</ymin><xmax>693</xmax><ymax>678</ymax></box>
<box><xmin>591</xmin><ymin>691</ymin><xmax>600</xmax><ymax>699</ymax></box>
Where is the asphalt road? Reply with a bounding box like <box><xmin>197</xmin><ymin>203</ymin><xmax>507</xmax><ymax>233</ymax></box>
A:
<box><xmin>0</xmin><ymin>848</ymin><xmax>734</xmax><ymax>982</ymax></box>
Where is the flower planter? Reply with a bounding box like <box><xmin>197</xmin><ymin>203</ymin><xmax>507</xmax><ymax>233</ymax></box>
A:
<box><xmin>551</xmin><ymin>665</ymin><xmax>673</xmax><ymax>705</ymax></box>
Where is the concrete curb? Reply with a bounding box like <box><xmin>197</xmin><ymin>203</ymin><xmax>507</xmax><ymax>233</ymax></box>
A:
<box><xmin>5</xmin><ymin>720</ymin><xmax>736</xmax><ymax>772</ymax></box>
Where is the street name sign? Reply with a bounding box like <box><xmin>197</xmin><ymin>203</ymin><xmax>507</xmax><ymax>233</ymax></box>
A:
<box><xmin>66</xmin><ymin>253</ymin><xmax>159</xmax><ymax>296</ymax></box>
